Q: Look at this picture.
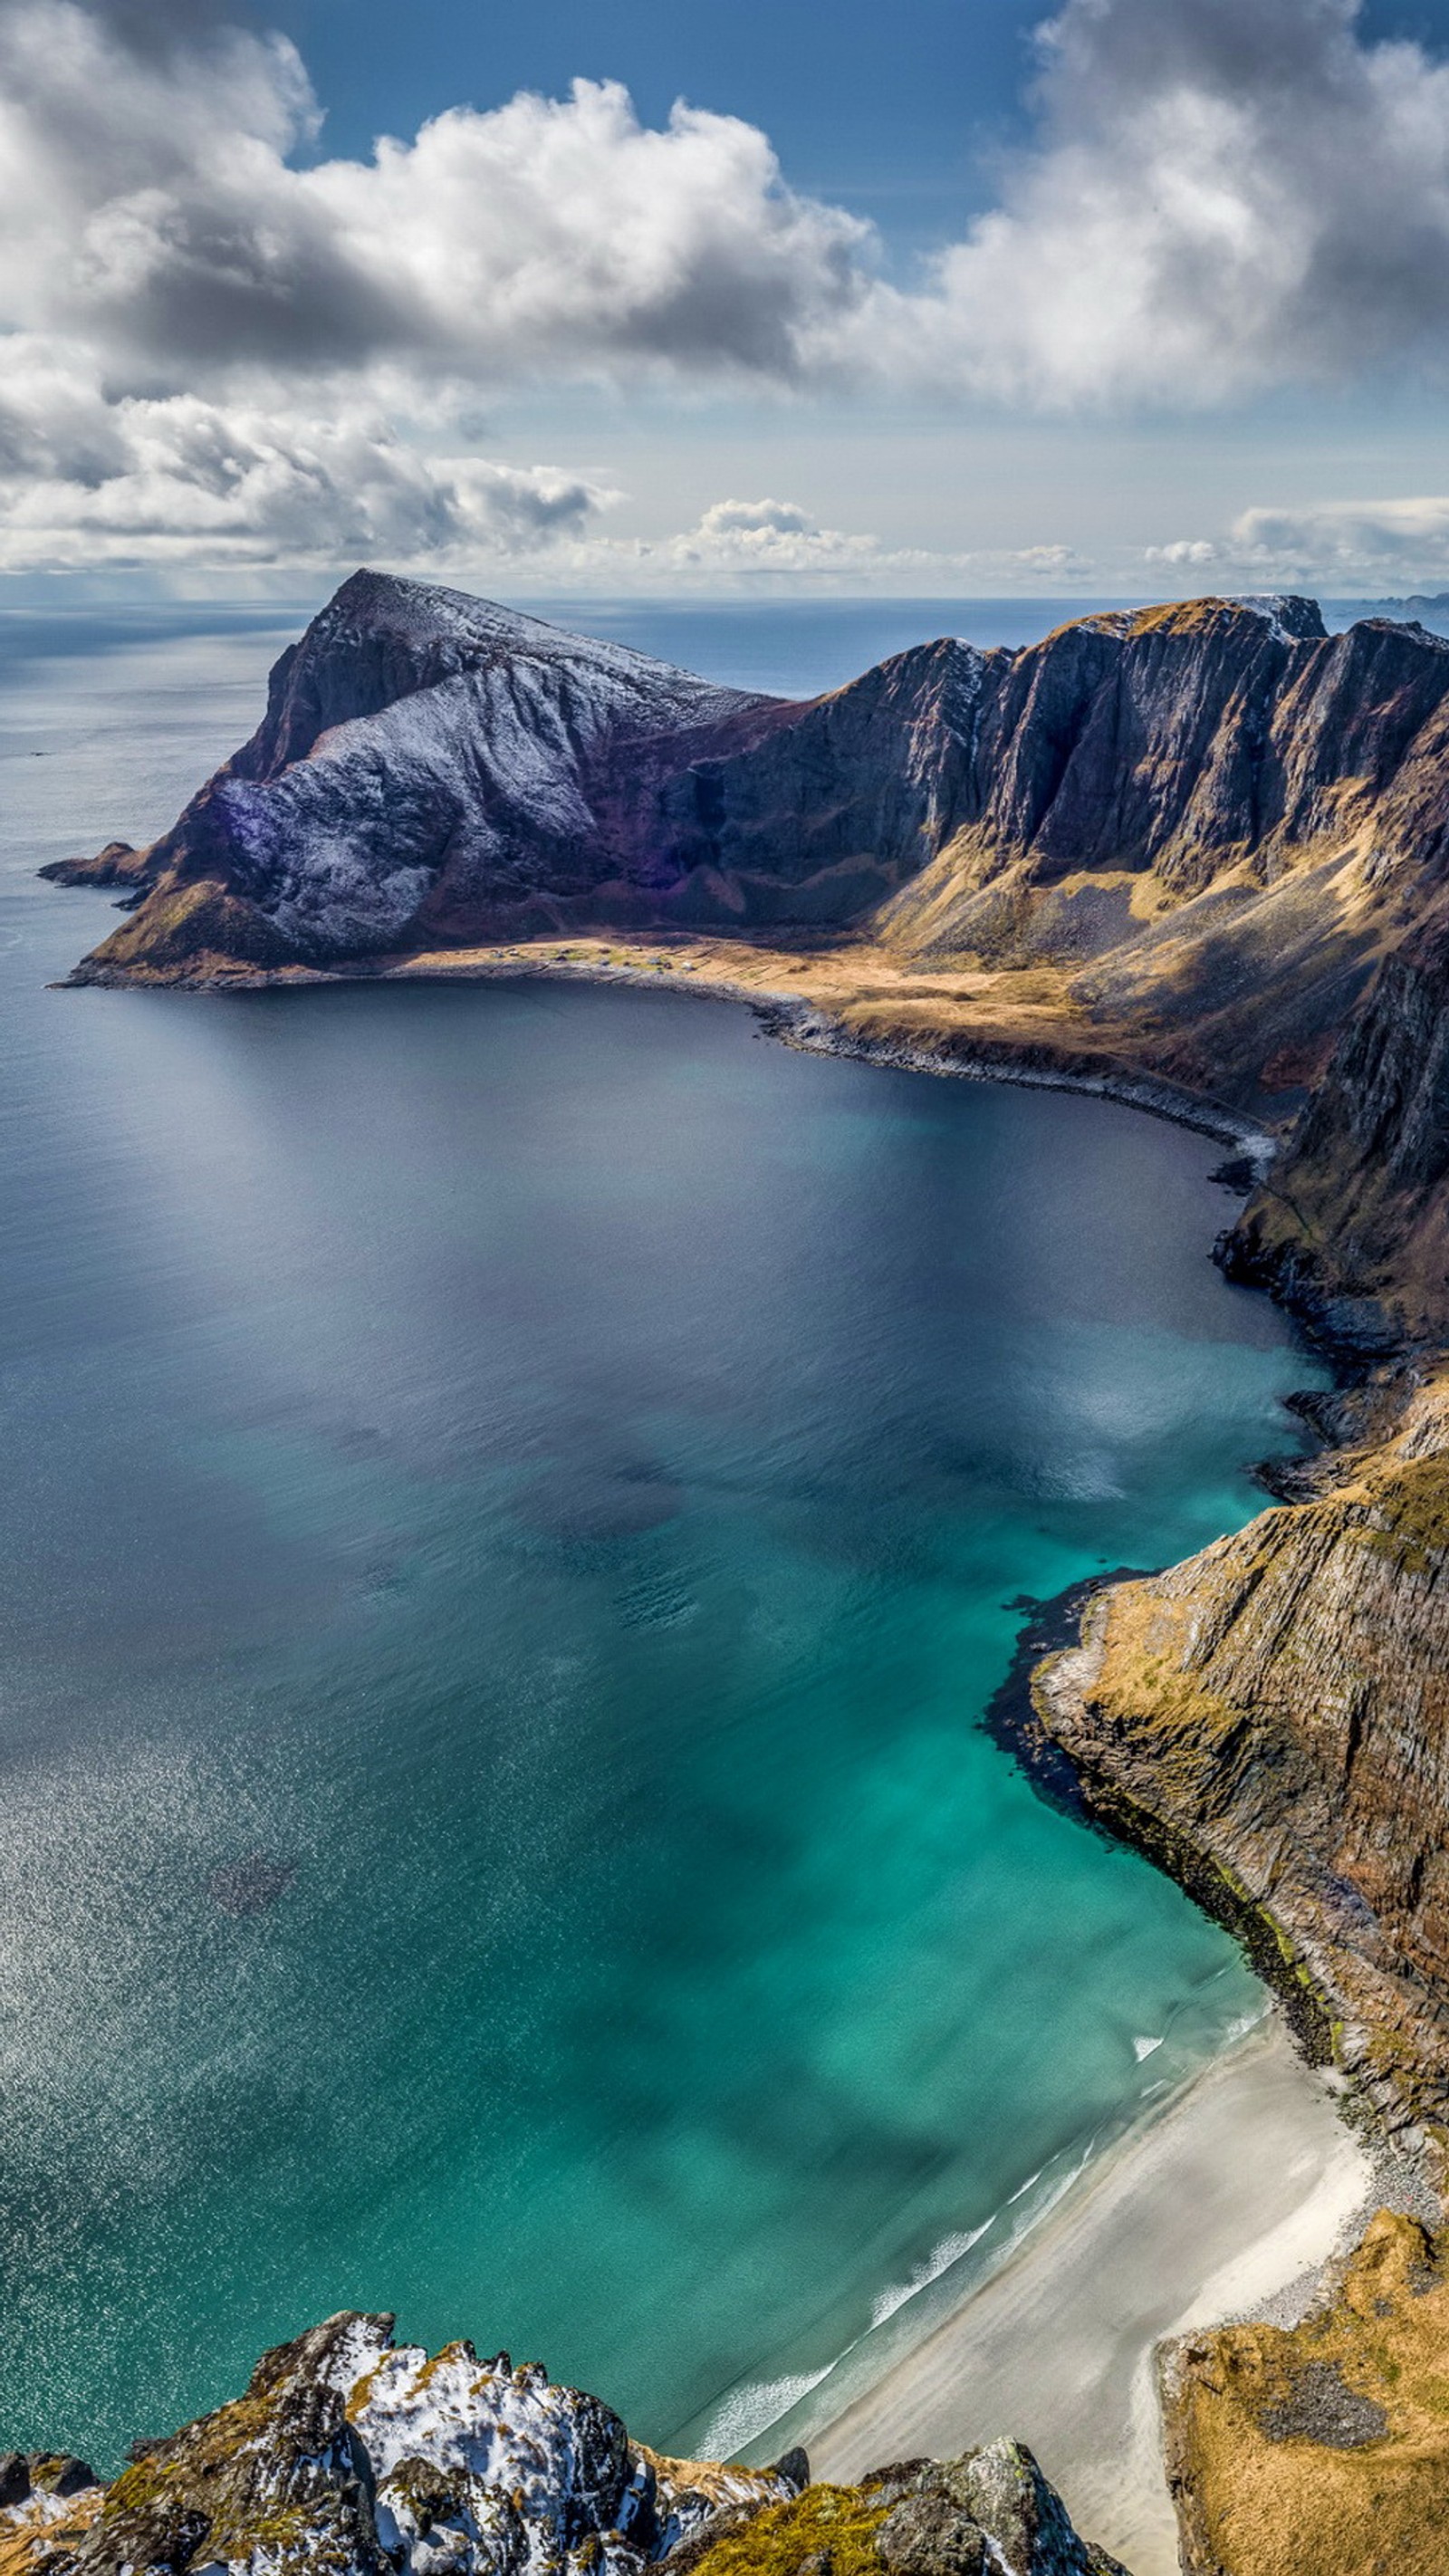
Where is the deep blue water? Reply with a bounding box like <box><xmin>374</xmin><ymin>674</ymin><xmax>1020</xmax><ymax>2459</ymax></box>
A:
<box><xmin>0</xmin><ymin>601</ymin><xmax>1325</xmax><ymax>2471</ymax></box>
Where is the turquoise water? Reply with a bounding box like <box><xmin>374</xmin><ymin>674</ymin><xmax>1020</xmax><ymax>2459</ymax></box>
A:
<box><xmin>0</xmin><ymin>604</ymin><xmax>1326</xmax><ymax>2470</ymax></box>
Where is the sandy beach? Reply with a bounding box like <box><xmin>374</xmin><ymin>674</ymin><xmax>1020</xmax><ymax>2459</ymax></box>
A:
<box><xmin>804</xmin><ymin>2014</ymin><xmax>1374</xmax><ymax>2575</ymax></box>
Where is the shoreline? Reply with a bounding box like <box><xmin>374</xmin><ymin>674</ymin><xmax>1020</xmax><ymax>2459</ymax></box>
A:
<box><xmin>64</xmin><ymin>933</ymin><xmax>1281</xmax><ymax>1168</ymax></box>
<box><xmin>797</xmin><ymin>2013</ymin><xmax>1387</xmax><ymax>2575</ymax></box>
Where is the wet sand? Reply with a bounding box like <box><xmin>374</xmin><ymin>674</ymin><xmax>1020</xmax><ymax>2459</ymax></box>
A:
<box><xmin>807</xmin><ymin>2015</ymin><xmax>1372</xmax><ymax>2575</ymax></box>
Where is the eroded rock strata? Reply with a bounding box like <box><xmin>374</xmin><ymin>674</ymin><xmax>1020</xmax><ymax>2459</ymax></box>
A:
<box><xmin>0</xmin><ymin>2317</ymin><xmax>1123</xmax><ymax>2576</ymax></box>
<box><xmin>1034</xmin><ymin>1370</ymin><xmax>1449</xmax><ymax>2167</ymax></box>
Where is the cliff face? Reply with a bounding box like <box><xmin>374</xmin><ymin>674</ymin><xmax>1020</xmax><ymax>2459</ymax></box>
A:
<box><xmin>68</xmin><ymin>572</ymin><xmax>983</xmax><ymax>974</ymax></box>
<box><xmin>0</xmin><ymin>2315</ymin><xmax>1125</xmax><ymax>2576</ymax></box>
<box><xmin>1223</xmin><ymin>918</ymin><xmax>1449</xmax><ymax>1341</ymax></box>
<box><xmin>62</xmin><ymin>580</ymin><xmax>1449</xmax><ymax>1097</ymax></box>
<box><xmin>1034</xmin><ymin>1371</ymin><xmax>1449</xmax><ymax>2167</ymax></box>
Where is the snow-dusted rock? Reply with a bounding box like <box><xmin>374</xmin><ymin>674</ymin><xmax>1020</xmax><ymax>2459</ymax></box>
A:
<box><xmin>0</xmin><ymin>2315</ymin><xmax>1129</xmax><ymax>2576</ymax></box>
<box><xmin>66</xmin><ymin>570</ymin><xmax>984</xmax><ymax>976</ymax></box>
<box><xmin>9</xmin><ymin>2315</ymin><xmax>801</xmax><ymax>2576</ymax></box>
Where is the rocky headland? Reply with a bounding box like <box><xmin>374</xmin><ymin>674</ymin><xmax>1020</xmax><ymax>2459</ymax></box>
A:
<box><xmin>46</xmin><ymin>573</ymin><xmax>1449</xmax><ymax>2573</ymax></box>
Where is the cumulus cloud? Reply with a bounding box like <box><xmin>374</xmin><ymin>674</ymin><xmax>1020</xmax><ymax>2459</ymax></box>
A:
<box><xmin>0</xmin><ymin>339</ymin><xmax>611</xmax><ymax>569</ymax></box>
<box><xmin>1230</xmin><ymin>498</ymin><xmax>1449</xmax><ymax>577</ymax></box>
<box><xmin>556</xmin><ymin>500</ymin><xmax>1091</xmax><ymax>590</ymax></box>
<box><xmin>0</xmin><ymin>0</ymin><xmax>868</xmax><ymax>384</ymax></box>
<box><xmin>1141</xmin><ymin>499</ymin><xmax>1449</xmax><ymax>585</ymax></box>
<box><xmin>861</xmin><ymin>0</ymin><xmax>1449</xmax><ymax>405</ymax></box>
<box><xmin>11</xmin><ymin>0</ymin><xmax>1449</xmax><ymax>565</ymax></box>
<box><xmin>1144</xmin><ymin>540</ymin><xmax>1221</xmax><ymax>567</ymax></box>
<box><xmin>11</xmin><ymin>0</ymin><xmax>1449</xmax><ymax>407</ymax></box>
<box><xmin>666</xmin><ymin>497</ymin><xmax>881</xmax><ymax>572</ymax></box>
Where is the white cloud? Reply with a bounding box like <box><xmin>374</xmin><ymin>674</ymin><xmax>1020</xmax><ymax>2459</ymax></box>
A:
<box><xmin>1230</xmin><ymin>497</ymin><xmax>1449</xmax><ymax>576</ymax></box>
<box><xmin>1144</xmin><ymin>539</ymin><xmax>1221</xmax><ymax>567</ymax></box>
<box><xmin>1012</xmin><ymin>543</ymin><xmax>1092</xmax><ymax>574</ymax></box>
<box><xmin>1139</xmin><ymin>498</ymin><xmax>1449</xmax><ymax>586</ymax></box>
<box><xmin>860</xmin><ymin>0</ymin><xmax>1449</xmax><ymax>406</ymax></box>
<box><xmin>0</xmin><ymin>340</ymin><xmax>611</xmax><ymax>568</ymax></box>
<box><xmin>665</xmin><ymin>497</ymin><xmax>881</xmax><ymax>572</ymax></box>
<box><xmin>530</xmin><ymin>504</ymin><xmax>1094</xmax><ymax>592</ymax></box>
<box><xmin>10</xmin><ymin>0</ymin><xmax>1449</xmax><ymax>567</ymax></box>
<box><xmin>0</xmin><ymin>2</ymin><xmax>869</xmax><ymax>384</ymax></box>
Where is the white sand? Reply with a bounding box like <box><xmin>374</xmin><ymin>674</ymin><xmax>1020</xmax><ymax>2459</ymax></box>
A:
<box><xmin>806</xmin><ymin>2015</ymin><xmax>1371</xmax><ymax>2575</ymax></box>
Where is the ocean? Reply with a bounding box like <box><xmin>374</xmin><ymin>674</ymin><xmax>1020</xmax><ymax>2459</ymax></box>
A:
<box><xmin>0</xmin><ymin>595</ymin><xmax>1326</xmax><ymax>2467</ymax></box>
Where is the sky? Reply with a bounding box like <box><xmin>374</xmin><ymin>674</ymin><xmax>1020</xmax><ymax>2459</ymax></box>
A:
<box><xmin>7</xmin><ymin>0</ymin><xmax>1449</xmax><ymax>594</ymax></box>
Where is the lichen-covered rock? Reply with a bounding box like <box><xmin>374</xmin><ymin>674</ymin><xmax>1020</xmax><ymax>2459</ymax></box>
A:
<box><xmin>0</xmin><ymin>2319</ymin><xmax>803</xmax><ymax>2576</ymax></box>
<box><xmin>1161</xmin><ymin>2210</ymin><xmax>1449</xmax><ymax>2576</ymax></box>
<box><xmin>0</xmin><ymin>2456</ymin><xmax>104</xmax><ymax>2576</ymax></box>
<box><xmin>679</xmin><ymin>2450</ymin><xmax>1127</xmax><ymax>2576</ymax></box>
<box><xmin>0</xmin><ymin>2331</ymin><xmax>1119</xmax><ymax>2576</ymax></box>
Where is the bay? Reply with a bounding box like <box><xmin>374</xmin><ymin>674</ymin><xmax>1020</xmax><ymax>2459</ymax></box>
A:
<box><xmin>0</xmin><ymin>598</ymin><xmax>1325</xmax><ymax>2467</ymax></box>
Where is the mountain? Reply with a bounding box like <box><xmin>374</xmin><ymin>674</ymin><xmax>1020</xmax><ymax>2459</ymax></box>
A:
<box><xmin>1359</xmin><ymin>591</ymin><xmax>1449</xmax><ymax>632</ymax></box>
<box><xmin>58</xmin><ymin>574</ymin><xmax>1449</xmax><ymax>1129</ymax></box>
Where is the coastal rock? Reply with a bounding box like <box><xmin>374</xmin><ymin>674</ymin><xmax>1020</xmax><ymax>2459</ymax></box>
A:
<box><xmin>686</xmin><ymin>2451</ymin><xmax>1127</xmax><ymax>2576</ymax></box>
<box><xmin>1161</xmin><ymin>2209</ymin><xmax>1449</xmax><ymax>2576</ymax></box>
<box><xmin>0</xmin><ymin>2458</ymin><xmax>105</xmax><ymax>2576</ymax></box>
<box><xmin>0</xmin><ymin>2326</ymin><xmax>1122</xmax><ymax>2576</ymax></box>
<box><xmin>37</xmin><ymin>841</ymin><xmax>145</xmax><ymax>890</ymax></box>
<box><xmin>1033</xmin><ymin>1370</ymin><xmax>1449</xmax><ymax>2163</ymax></box>
<box><xmin>871</xmin><ymin>2448</ymin><xmax>1128</xmax><ymax>2576</ymax></box>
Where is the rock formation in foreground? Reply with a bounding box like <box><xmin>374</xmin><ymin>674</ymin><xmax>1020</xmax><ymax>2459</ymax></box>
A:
<box><xmin>0</xmin><ymin>2314</ymin><xmax>1124</xmax><ymax>2576</ymax></box>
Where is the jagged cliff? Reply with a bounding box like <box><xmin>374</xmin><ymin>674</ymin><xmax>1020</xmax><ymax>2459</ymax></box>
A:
<box><xmin>1222</xmin><ymin>916</ymin><xmax>1449</xmax><ymax>1343</ymax></box>
<box><xmin>1033</xmin><ymin>1369</ymin><xmax>1449</xmax><ymax>2167</ymax></box>
<box><xmin>54</xmin><ymin>579</ymin><xmax>1449</xmax><ymax>1129</ymax></box>
<box><xmin>0</xmin><ymin>2317</ymin><xmax>1124</xmax><ymax>2576</ymax></box>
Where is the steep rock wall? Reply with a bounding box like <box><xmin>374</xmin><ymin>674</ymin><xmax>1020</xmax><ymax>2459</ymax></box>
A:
<box><xmin>63</xmin><ymin>581</ymin><xmax>1449</xmax><ymax>1037</ymax></box>
<box><xmin>1034</xmin><ymin>1373</ymin><xmax>1449</xmax><ymax>2166</ymax></box>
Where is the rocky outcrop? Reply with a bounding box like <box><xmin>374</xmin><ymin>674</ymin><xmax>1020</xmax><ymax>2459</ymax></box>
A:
<box><xmin>1033</xmin><ymin>1370</ymin><xmax>1449</xmax><ymax>2168</ymax></box>
<box><xmin>38</xmin><ymin>841</ymin><xmax>147</xmax><ymax>891</ymax></box>
<box><xmin>1160</xmin><ymin>2210</ymin><xmax>1449</xmax><ymax>2576</ymax></box>
<box><xmin>0</xmin><ymin>2318</ymin><xmax>1123</xmax><ymax>2576</ymax></box>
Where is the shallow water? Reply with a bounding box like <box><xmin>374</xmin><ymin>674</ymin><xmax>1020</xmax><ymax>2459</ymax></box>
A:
<box><xmin>0</xmin><ymin>602</ymin><xmax>1326</xmax><ymax>2467</ymax></box>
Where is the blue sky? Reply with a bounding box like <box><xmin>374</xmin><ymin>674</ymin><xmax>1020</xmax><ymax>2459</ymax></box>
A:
<box><xmin>271</xmin><ymin>0</ymin><xmax>1042</xmax><ymax>239</ymax></box>
<box><xmin>273</xmin><ymin>0</ymin><xmax>1449</xmax><ymax>219</ymax></box>
<box><xmin>7</xmin><ymin>0</ymin><xmax>1449</xmax><ymax>592</ymax></box>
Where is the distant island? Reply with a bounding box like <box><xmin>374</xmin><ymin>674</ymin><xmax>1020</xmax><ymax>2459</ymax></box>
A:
<box><xmin>1356</xmin><ymin>591</ymin><xmax>1449</xmax><ymax>628</ymax></box>
<box><xmin>44</xmin><ymin>572</ymin><xmax>1449</xmax><ymax>2575</ymax></box>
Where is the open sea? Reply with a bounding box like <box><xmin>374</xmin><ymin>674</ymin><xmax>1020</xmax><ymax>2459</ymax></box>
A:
<box><xmin>0</xmin><ymin>595</ymin><xmax>1327</xmax><ymax>2469</ymax></box>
